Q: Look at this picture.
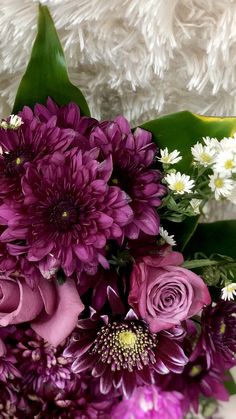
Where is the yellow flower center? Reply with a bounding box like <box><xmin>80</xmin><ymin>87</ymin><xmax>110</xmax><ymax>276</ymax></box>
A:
<box><xmin>189</xmin><ymin>364</ymin><xmax>202</xmax><ymax>377</ymax></box>
<box><xmin>111</xmin><ymin>178</ymin><xmax>119</xmax><ymax>185</ymax></box>
<box><xmin>200</xmin><ymin>153</ymin><xmax>212</xmax><ymax>163</ymax></box>
<box><xmin>220</xmin><ymin>321</ymin><xmax>226</xmax><ymax>335</ymax></box>
<box><xmin>173</xmin><ymin>181</ymin><xmax>185</xmax><ymax>192</ymax></box>
<box><xmin>62</xmin><ymin>211</ymin><xmax>69</xmax><ymax>218</ymax></box>
<box><xmin>118</xmin><ymin>331</ymin><xmax>137</xmax><ymax>348</ymax></box>
<box><xmin>214</xmin><ymin>178</ymin><xmax>224</xmax><ymax>188</ymax></box>
<box><xmin>15</xmin><ymin>157</ymin><xmax>22</xmax><ymax>165</ymax></box>
<box><xmin>224</xmin><ymin>159</ymin><xmax>234</xmax><ymax>170</ymax></box>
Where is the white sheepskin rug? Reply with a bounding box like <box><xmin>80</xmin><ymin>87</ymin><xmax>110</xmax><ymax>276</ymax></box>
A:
<box><xmin>1</xmin><ymin>0</ymin><xmax>236</xmax><ymax>124</ymax></box>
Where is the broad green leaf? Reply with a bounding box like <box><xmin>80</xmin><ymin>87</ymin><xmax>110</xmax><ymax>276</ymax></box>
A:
<box><xmin>140</xmin><ymin>111</ymin><xmax>236</xmax><ymax>172</ymax></box>
<box><xmin>13</xmin><ymin>4</ymin><xmax>90</xmax><ymax>116</ymax></box>
<box><xmin>224</xmin><ymin>371</ymin><xmax>236</xmax><ymax>395</ymax></box>
<box><xmin>184</xmin><ymin>220</ymin><xmax>236</xmax><ymax>259</ymax></box>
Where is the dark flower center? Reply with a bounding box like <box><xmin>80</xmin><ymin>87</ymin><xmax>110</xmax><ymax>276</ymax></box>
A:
<box><xmin>91</xmin><ymin>321</ymin><xmax>157</xmax><ymax>372</ymax></box>
<box><xmin>49</xmin><ymin>200</ymin><xmax>80</xmax><ymax>232</ymax></box>
<box><xmin>110</xmin><ymin>166</ymin><xmax>133</xmax><ymax>197</ymax></box>
<box><xmin>4</xmin><ymin>147</ymin><xmax>34</xmax><ymax>177</ymax></box>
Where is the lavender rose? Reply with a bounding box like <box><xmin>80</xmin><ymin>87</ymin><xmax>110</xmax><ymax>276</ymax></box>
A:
<box><xmin>0</xmin><ymin>275</ymin><xmax>84</xmax><ymax>346</ymax></box>
<box><xmin>128</xmin><ymin>252</ymin><xmax>211</xmax><ymax>333</ymax></box>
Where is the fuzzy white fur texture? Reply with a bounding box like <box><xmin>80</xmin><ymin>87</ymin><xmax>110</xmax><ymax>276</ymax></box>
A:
<box><xmin>1</xmin><ymin>0</ymin><xmax>236</xmax><ymax>125</ymax></box>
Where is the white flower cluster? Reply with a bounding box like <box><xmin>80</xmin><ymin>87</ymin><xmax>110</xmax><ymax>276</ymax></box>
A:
<box><xmin>191</xmin><ymin>136</ymin><xmax>236</xmax><ymax>201</ymax></box>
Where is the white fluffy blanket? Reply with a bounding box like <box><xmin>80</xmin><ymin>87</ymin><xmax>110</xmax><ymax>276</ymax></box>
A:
<box><xmin>1</xmin><ymin>0</ymin><xmax>236</xmax><ymax>125</ymax></box>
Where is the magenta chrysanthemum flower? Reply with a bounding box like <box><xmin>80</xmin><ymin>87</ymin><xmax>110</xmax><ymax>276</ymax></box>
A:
<box><xmin>34</xmin><ymin>97</ymin><xmax>98</xmax><ymax>148</ymax></box>
<box><xmin>112</xmin><ymin>385</ymin><xmax>184</xmax><ymax>419</ymax></box>
<box><xmin>193</xmin><ymin>301</ymin><xmax>236</xmax><ymax>369</ymax></box>
<box><xmin>159</xmin><ymin>354</ymin><xmax>229</xmax><ymax>413</ymax></box>
<box><xmin>15</xmin><ymin>329</ymin><xmax>73</xmax><ymax>396</ymax></box>
<box><xmin>0</xmin><ymin>109</ymin><xmax>74</xmax><ymax>200</ymax></box>
<box><xmin>65</xmin><ymin>288</ymin><xmax>188</xmax><ymax>398</ymax></box>
<box><xmin>90</xmin><ymin>117</ymin><xmax>166</xmax><ymax>239</ymax></box>
<box><xmin>0</xmin><ymin>150</ymin><xmax>133</xmax><ymax>276</ymax></box>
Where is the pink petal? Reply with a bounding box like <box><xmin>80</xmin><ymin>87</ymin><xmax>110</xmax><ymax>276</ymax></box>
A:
<box><xmin>32</xmin><ymin>279</ymin><xmax>84</xmax><ymax>347</ymax></box>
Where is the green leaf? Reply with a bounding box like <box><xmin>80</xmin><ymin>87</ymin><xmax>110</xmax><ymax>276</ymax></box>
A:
<box><xmin>140</xmin><ymin>111</ymin><xmax>236</xmax><ymax>172</ymax></box>
<box><xmin>184</xmin><ymin>220</ymin><xmax>236</xmax><ymax>259</ymax></box>
<box><xmin>162</xmin><ymin>216</ymin><xmax>199</xmax><ymax>252</ymax></box>
<box><xmin>224</xmin><ymin>371</ymin><xmax>236</xmax><ymax>395</ymax></box>
<box><xmin>13</xmin><ymin>4</ymin><xmax>90</xmax><ymax>116</ymax></box>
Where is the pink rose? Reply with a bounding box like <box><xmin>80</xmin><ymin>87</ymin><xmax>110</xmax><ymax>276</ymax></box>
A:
<box><xmin>128</xmin><ymin>252</ymin><xmax>211</xmax><ymax>333</ymax></box>
<box><xmin>0</xmin><ymin>276</ymin><xmax>84</xmax><ymax>346</ymax></box>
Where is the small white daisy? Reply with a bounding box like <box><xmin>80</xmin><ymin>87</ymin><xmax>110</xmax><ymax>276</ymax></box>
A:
<box><xmin>191</xmin><ymin>142</ymin><xmax>216</xmax><ymax>167</ymax></box>
<box><xmin>8</xmin><ymin>114</ymin><xmax>23</xmax><ymax>129</ymax></box>
<box><xmin>213</xmin><ymin>150</ymin><xmax>236</xmax><ymax>176</ymax></box>
<box><xmin>0</xmin><ymin>114</ymin><xmax>23</xmax><ymax>130</ymax></box>
<box><xmin>209</xmin><ymin>173</ymin><xmax>234</xmax><ymax>200</ymax></box>
<box><xmin>221</xmin><ymin>283</ymin><xmax>236</xmax><ymax>301</ymax></box>
<box><xmin>219</xmin><ymin>135</ymin><xmax>236</xmax><ymax>153</ymax></box>
<box><xmin>189</xmin><ymin>198</ymin><xmax>202</xmax><ymax>215</ymax></box>
<box><xmin>158</xmin><ymin>148</ymin><xmax>182</xmax><ymax>165</ymax></box>
<box><xmin>203</xmin><ymin>136</ymin><xmax>220</xmax><ymax>150</ymax></box>
<box><xmin>165</xmin><ymin>171</ymin><xmax>195</xmax><ymax>195</ymax></box>
<box><xmin>159</xmin><ymin>226</ymin><xmax>176</xmax><ymax>246</ymax></box>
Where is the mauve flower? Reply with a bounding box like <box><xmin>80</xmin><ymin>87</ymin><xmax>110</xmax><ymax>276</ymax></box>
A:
<box><xmin>193</xmin><ymin>301</ymin><xmax>236</xmax><ymax>369</ymax></box>
<box><xmin>90</xmin><ymin>116</ymin><xmax>165</xmax><ymax>239</ymax></box>
<box><xmin>112</xmin><ymin>385</ymin><xmax>184</xmax><ymax>419</ymax></box>
<box><xmin>65</xmin><ymin>288</ymin><xmax>188</xmax><ymax>398</ymax></box>
<box><xmin>0</xmin><ymin>149</ymin><xmax>133</xmax><ymax>276</ymax></box>
<box><xmin>128</xmin><ymin>252</ymin><xmax>211</xmax><ymax>333</ymax></box>
<box><xmin>0</xmin><ymin>275</ymin><xmax>83</xmax><ymax>346</ymax></box>
<box><xmin>0</xmin><ymin>108</ymin><xmax>74</xmax><ymax>200</ymax></box>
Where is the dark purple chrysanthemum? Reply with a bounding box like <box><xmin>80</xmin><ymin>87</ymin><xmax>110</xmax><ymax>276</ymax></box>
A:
<box><xmin>29</xmin><ymin>374</ymin><xmax>118</xmax><ymax>419</ymax></box>
<box><xmin>158</xmin><ymin>354</ymin><xmax>229</xmax><ymax>414</ymax></box>
<box><xmin>65</xmin><ymin>288</ymin><xmax>188</xmax><ymax>398</ymax></box>
<box><xmin>0</xmin><ymin>149</ymin><xmax>133</xmax><ymax>276</ymax></box>
<box><xmin>0</xmin><ymin>109</ymin><xmax>75</xmax><ymax>200</ymax></box>
<box><xmin>15</xmin><ymin>329</ymin><xmax>73</xmax><ymax>397</ymax></box>
<box><xmin>193</xmin><ymin>301</ymin><xmax>236</xmax><ymax>369</ymax></box>
<box><xmin>89</xmin><ymin>116</ymin><xmax>166</xmax><ymax>239</ymax></box>
<box><xmin>34</xmin><ymin>97</ymin><xmax>98</xmax><ymax>139</ymax></box>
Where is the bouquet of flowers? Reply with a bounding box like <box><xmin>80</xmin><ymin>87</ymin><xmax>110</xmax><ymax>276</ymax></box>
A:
<box><xmin>0</xmin><ymin>5</ymin><xmax>236</xmax><ymax>418</ymax></box>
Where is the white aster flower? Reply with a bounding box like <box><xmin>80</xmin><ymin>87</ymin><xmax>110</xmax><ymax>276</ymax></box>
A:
<box><xmin>213</xmin><ymin>150</ymin><xmax>236</xmax><ymax>175</ymax></box>
<box><xmin>203</xmin><ymin>136</ymin><xmax>220</xmax><ymax>150</ymax></box>
<box><xmin>165</xmin><ymin>171</ymin><xmax>195</xmax><ymax>195</ymax></box>
<box><xmin>191</xmin><ymin>142</ymin><xmax>216</xmax><ymax>167</ymax></box>
<box><xmin>221</xmin><ymin>283</ymin><xmax>236</xmax><ymax>301</ymax></box>
<box><xmin>219</xmin><ymin>135</ymin><xmax>236</xmax><ymax>152</ymax></box>
<box><xmin>158</xmin><ymin>148</ymin><xmax>182</xmax><ymax>165</ymax></box>
<box><xmin>159</xmin><ymin>226</ymin><xmax>176</xmax><ymax>246</ymax></box>
<box><xmin>8</xmin><ymin>114</ymin><xmax>23</xmax><ymax>129</ymax></box>
<box><xmin>209</xmin><ymin>173</ymin><xmax>234</xmax><ymax>200</ymax></box>
<box><xmin>189</xmin><ymin>198</ymin><xmax>202</xmax><ymax>215</ymax></box>
<box><xmin>0</xmin><ymin>114</ymin><xmax>23</xmax><ymax>130</ymax></box>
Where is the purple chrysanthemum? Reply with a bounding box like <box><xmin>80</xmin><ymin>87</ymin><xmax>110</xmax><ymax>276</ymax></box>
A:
<box><xmin>0</xmin><ymin>149</ymin><xmax>133</xmax><ymax>276</ymax></box>
<box><xmin>65</xmin><ymin>288</ymin><xmax>188</xmax><ymax>398</ymax></box>
<box><xmin>90</xmin><ymin>116</ymin><xmax>166</xmax><ymax>239</ymax></box>
<box><xmin>159</xmin><ymin>354</ymin><xmax>229</xmax><ymax>413</ymax></box>
<box><xmin>34</xmin><ymin>97</ymin><xmax>98</xmax><ymax>149</ymax></box>
<box><xmin>0</xmin><ymin>109</ymin><xmax>74</xmax><ymax>200</ymax></box>
<box><xmin>193</xmin><ymin>301</ymin><xmax>236</xmax><ymax>369</ymax></box>
<box><xmin>112</xmin><ymin>385</ymin><xmax>184</xmax><ymax>419</ymax></box>
<box><xmin>15</xmin><ymin>329</ymin><xmax>73</xmax><ymax>396</ymax></box>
